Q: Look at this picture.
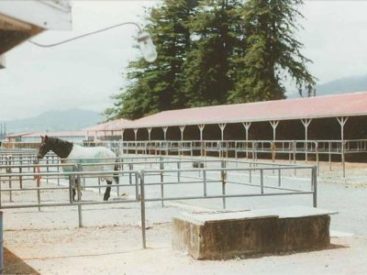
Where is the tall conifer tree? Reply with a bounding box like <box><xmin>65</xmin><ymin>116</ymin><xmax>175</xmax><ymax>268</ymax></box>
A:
<box><xmin>229</xmin><ymin>0</ymin><xmax>315</xmax><ymax>102</ymax></box>
<box><xmin>105</xmin><ymin>0</ymin><xmax>198</xmax><ymax>119</ymax></box>
<box><xmin>183</xmin><ymin>0</ymin><xmax>243</xmax><ymax>107</ymax></box>
<box><xmin>106</xmin><ymin>0</ymin><xmax>315</xmax><ymax>120</ymax></box>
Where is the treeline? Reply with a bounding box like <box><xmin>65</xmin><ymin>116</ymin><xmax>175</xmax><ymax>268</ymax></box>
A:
<box><xmin>105</xmin><ymin>0</ymin><xmax>315</xmax><ymax>120</ymax></box>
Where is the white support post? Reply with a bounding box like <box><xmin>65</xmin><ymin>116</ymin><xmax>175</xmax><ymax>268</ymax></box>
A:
<box><xmin>218</xmin><ymin>123</ymin><xmax>226</xmax><ymax>158</ymax></box>
<box><xmin>198</xmin><ymin>124</ymin><xmax>205</xmax><ymax>141</ymax></box>
<box><xmin>120</xmin><ymin>129</ymin><xmax>124</xmax><ymax>155</ymax></box>
<box><xmin>179</xmin><ymin>126</ymin><xmax>185</xmax><ymax>141</ymax></box>
<box><xmin>163</xmin><ymin>127</ymin><xmax>168</xmax><ymax>140</ymax></box>
<box><xmin>269</xmin><ymin>120</ymin><xmax>279</xmax><ymax>141</ymax></box>
<box><xmin>337</xmin><ymin>117</ymin><xmax>349</xmax><ymax>178</ymax></box>
<box><xmin>179</xmin><ymin>126</ymin><xmax>185</xmax><ymax>156</ymax></box>
<box><xmin>120</xmin><ymin>129</ymin><xmax>124</xmax><ymax>141</ymax></box>
<box><xmin>147</xmin><ymin>128</ymin><xmax>152</xmax><ymax>141</ymax></box>
<box><xmin>242</xmin><ymin>122</ymin><xmax>251</xmax><ymax>159</ymax></box>
<box><xmin>269</xmin><ymin>121</ymin><xmax>279</xmax><ymax>163</ymax></box>
<box><xmin>162</xmin><ymin>127</ymin><xmax>168</xmax><ymax>156</ymax></box>
<box><xmin>134</xmin><ymin>129</ymin><xmax>138</xmax><ymax>141</ymax></box>
<box><xmin>133</xmin><ymin>129</ymin><xmax>138</xmax><ymax>155</ymax></box>
<box><xmin>301</xmin><ymin>119</ymin><xmax>312</xmax><ymax>162</ymax></box>
<box><xmin>218</xmin><ymin>123</ymin><xmax>226</xmax><ymax>141</ymax></box>
<box><xmin>198</xmin><ymin>124</ymin><xmax>205</xmax><ymax>156</ymax></box>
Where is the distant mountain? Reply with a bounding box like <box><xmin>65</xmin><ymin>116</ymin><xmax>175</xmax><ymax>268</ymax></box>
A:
<box><xmin>316</xmin><ymin>74</ymin><xmax>367</xmax><ymax>96</ymax></box>
<box><xmin>1</xmin><ymin>109</ymin><xmax>102</xmax><ymax>133</ymax></box>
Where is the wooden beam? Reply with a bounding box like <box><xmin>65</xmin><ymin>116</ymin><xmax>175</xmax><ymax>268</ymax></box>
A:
<box><xmin>0</xmin><ymin>13</ymin><xmax>33</xmax><ymax>31</ymax></box>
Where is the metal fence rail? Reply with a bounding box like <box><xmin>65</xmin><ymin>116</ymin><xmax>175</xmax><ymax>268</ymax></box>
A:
<box><xmin>0</xmin><ymin>151</ymin><xmax>317</xmax><ymax>248</ymax></box>
<box><xmin>3</xmin><ymin>138</ymin><xmax>367</xmax><ymax>177</ymax></box>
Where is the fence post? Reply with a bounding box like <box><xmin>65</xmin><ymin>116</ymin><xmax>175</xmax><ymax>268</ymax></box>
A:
<box><xmin>46</xmin><ymin>156</ymin><xmax>49</xmax><ymax>184</ymax></box>
<box><xmin>19</xmin><ymin>155</ymin><xmax>23</xmax><ymax>189</ymax></box>
<box><xmin>177</xmin><ymin>161</ymin><xmax>181</xmax><ymax>183</ymax></box>
<box><xmin>312</xmin><ymin>167</ymin><xmax>318</xmax><ymax>208</ymax></box>
<box><xmin>0</xmin><ymin>176</ymin><xmax>2</xmax><ymax>208</ymax></box>
<box><xmin>221</xmin><ymin>160</ymin><xmax>226</xmax><ymax>209</ymax></box>
<box><xmin>76</xmin><ymin>164</ymin><xmax>83</xmax><ymax>228</ymax></box>
<box><xmin>129</xmin><ymin>164</ymin><xmax>133</xmax><ymax>185</ymax></box>
<box><xmin>57</xmin><ymin>159</ymin><xmax>60</xmax><ymax>186</ymax></box>
<box><xmin>98</xmin><ymin>177</ymin><xmax>101</xmax><ymax>194</ymax></box>
<box><xmin>139</xmin><ymin>171</ymin><xmax>147</xmax><ymax>249</ymax></box>
<box><xmin>278</xmin><ymin>168</ymin><xmax>281</xmax><ymax>187</ymax></box>
<box><xmin>203</xmin><ymin>169</ymin><xmax>207</xmax><ymax>197</ymax></box>
<box><xmin>36</xmin><ymin>169</ymin><xmax>41</xmax><ymax>212</ymax></box>
<box><xmin>260</xmin><ymin>169</ymin><xmax>264</xmax><ymax>195</ymax></box>
<box><xmin>160</xmin><ymin>157</ymin><xmax>164</xmax><ymax>207</ymax></box>
<box><xmin>6</xmin><ymin>157</ymin><xmax>12</xmax><ymax>202</ymax></box>
<box><xmin>0</xmin><ymin>211</ymin><xmax>3</xmax><ymax>274</ymax></box>
<box><xmin>249</xmin><ymin>163</ymin><xmax>252</xmax><ymax>183</ymax></box>
<box><xmin>116</xmin><ymin>166</ymin><xmax>120</xmax><ymax>197</ymax></box>
<box><xmin>135</xmin><ymin>173</ymin><xmax>140</xmax><ymax>200</ymax></box>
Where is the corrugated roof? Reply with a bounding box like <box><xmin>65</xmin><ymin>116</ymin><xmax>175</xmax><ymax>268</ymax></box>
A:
<box><xmin>84</xmin><ymin>118</ymin><xmax>132</xmax><ymax>132</ymax></box>
<box><xmin>6</xmin><ymin>132</ymin><xmax>34</xmax><ymax>138</ymax></box>
<box><xmin>22</xmin><ymin>130</ymin><xmax>86</xmax><ymax>138</ymax></box>
<box><xmin>126</xmin><ymin>91</ymin><xmax>367</xmax><ymax>129</ymax></box>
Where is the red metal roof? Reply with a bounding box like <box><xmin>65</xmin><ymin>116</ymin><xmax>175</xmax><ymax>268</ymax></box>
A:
<box><xmin>126</xmin><ymin>91</ymin><xmax>367</xmax><ymax>129</ymax></box>
<box><xmin>84</xmin><ymin>119</ymin><xmax>132</xmax><ymax>132</ymax></box>
<box><xmin>6</xmin><ymin>132</ymin><xmax>34</xmax><ymax>138</ymax></box>
<box><xmin>22</xmin><ymin>130</ymin><xmax>87</xmax><ymax>138</ymax></box>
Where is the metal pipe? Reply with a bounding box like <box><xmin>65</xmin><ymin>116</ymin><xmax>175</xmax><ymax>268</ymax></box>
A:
<box><xmin>278</xmin><ymin>168</ymin><xmax>281</xmax><ymax>187</ymax></box>
<box><xmin>160</xmin><ymin>157</ymin><xmax>164</xmax><ymax>207</ymax></box>
<box><xmin>203</xmin><ymin>169</ymin><xmax>207</xmax><ymax>197</ymax></box>
<box><xmin>312</xmin><ymin>166</ymin><xmax>318</xmax><ymax>207</ymax></box>
<box><xmin>139</xmin><ymin>172</ymin><xmax>147</xmax><ymax>249</ymax></box>
<box><xmin>77</xmin><ymin>164</ymin><xmax>83</xmax><ymax>228</ymax></box>
<box><xmin>260</xmin><ymin>169</ymin><xmax>264</xmax><ymax>194</ymax></box>
<box><xmin>221</xmin><ymin>160</ymin><xmax>226</xmax><ymax>209</ymax></box>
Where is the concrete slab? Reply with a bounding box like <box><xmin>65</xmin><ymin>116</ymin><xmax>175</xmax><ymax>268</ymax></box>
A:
<box><xmin>172</xmin><ymin>206</ymin><xmax>334</xmax><ymax>260</ymax></box>
<box><xmin>176</xmin><ymin>206</ymin><xmax>336</xmax><ymax>224</ymax></box>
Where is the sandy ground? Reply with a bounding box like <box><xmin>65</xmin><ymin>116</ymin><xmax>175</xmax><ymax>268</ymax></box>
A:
<box><xmin>2</xmin><ymin>159</ymin><xmax>367</xmax><ymax>275</ymax></box>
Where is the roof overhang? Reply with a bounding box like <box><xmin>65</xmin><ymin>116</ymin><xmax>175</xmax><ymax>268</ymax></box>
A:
<box><xmin>121</xmin><ymin>91</ymin><xmax>367</xmax><ymax>129</ymax></box>
<box><xmin>0</xmin><ymin>0</ymin><xmax>72</xmax><ymax>57</ymax></box>
<box><xmin>0</xmin><ymin>1</ymin><xmax>72</xmax><ymax>31</ymax></box>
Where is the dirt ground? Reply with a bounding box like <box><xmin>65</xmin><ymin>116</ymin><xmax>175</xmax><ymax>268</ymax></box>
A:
<box><xmin>2</xmin><ymin>160</ymin><xmax>367</xmax><ymax>275</ymax></box>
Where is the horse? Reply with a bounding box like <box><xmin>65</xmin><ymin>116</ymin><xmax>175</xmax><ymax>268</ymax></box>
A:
<box><xmin>35</xmin><ymin>135</ymin><xmax>119</xmax><ymax>201</ymax></box>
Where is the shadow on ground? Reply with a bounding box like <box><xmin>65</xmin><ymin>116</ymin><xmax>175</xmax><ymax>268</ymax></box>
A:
<box><xmin>3</xmin><ymin>247</ymin><xmax>39</xmax><ymax>275</ymax></box>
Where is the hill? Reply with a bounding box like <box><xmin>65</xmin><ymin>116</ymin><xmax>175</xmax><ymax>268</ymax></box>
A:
<box><xmin>2</xmin><ymin>109</ymin><xmax>102</xmax><ymax>133</ymax></box>
<box><xmin>316</xmin><ymin>74</ymin><xmax>367</xmax><ymax>96</ymax></box>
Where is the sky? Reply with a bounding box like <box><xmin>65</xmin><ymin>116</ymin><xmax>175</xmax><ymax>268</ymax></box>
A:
<box><xmin>1</xmin><ymin>0</ymin><xmax>367</xmax><ymax>121</ymax></box>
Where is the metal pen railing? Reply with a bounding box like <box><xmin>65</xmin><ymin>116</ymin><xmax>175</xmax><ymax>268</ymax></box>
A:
<box><xmin>0</xmin><ymin>154</ymin><xmax>317</xmax><ymax>249</ymax></box>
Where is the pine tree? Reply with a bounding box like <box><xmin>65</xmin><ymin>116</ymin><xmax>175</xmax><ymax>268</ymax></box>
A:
<box><xmin>106</xmin><ymin>0</ymin><xmax>315</xmax><ymax>120</ymax></box>
<box><xmin>106</xmin><ymin>0</ymin><xmax>198</xmax><ymax>120</ymax></box>
<box><xmin>229</xmin><ymin>0</ymin><xmax>316</xmax><ymax>103</ymax></box>
<box><xmin>183</xmin><ymin>0</ymin><xmax>243</xmax><ymax>107</ymax></box>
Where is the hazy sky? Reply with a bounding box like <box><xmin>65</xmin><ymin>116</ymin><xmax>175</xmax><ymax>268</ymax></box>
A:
<box><xmin>1</xmin><ymin>0</ymin><xmax>367</xmax><ymax>121</ymax></box>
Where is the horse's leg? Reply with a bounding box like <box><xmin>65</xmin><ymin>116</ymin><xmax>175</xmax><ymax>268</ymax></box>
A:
<box><xmin>103</xmin><ymin>180</ymin><xmax>112</xmax><ymax>201</ymax></box>
<box><xmin>72</xmin><ymin>177</ymin><xmax>82</xmax><ymax>201</ymax></box>
<box><xmin>72</xmin><ymin>177</ymin><xmax>77</xmax><ymax>201</ymax></box>
<box><xmin>69</xmin><ymin>175</ymin><xmax>76</xmax><ymax>202</ymax></box>
<box><xmin>75</xmin><ymin>176</ymin><xmax>82</xmax><ymax>201</ymax></box>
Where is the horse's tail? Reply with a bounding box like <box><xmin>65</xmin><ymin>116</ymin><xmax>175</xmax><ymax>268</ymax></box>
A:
<box><xmin>113</xmin><ymin>159</ymin><xmax>120</xmax><ymax>184</ymax></box>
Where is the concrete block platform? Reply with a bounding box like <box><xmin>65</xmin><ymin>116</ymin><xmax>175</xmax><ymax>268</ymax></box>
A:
<box><xmin>172</xmin><ymin>206</ymin><xmax>337</xmax><ymax>260</ymax></box>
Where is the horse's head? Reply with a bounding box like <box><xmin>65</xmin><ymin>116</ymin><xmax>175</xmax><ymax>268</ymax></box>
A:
<box><xmin>36</xmin><ymin>135</ymin><xmax>52</xmax><ymax>163</ymax></box>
